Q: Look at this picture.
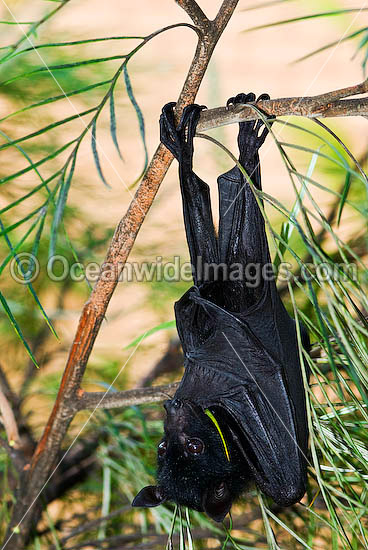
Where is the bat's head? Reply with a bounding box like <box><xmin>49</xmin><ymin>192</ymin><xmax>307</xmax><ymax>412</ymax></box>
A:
<box><xmin>132</xmin><ymin>398</ymin><xmax>250</xmax><ymax>522</ymax></box>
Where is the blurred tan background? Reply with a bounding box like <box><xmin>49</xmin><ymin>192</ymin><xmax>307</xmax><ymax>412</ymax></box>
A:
<box><xmin>0</xmin><ymin>0</ymin><xmax>366</xmax><ymax>401</ymax></box>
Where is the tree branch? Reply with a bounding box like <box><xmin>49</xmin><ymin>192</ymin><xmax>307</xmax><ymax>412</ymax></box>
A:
<box><xmin>3</xmin><ymin>2</ymin><xmax>239</xmax><ymax>547</ymax></box>
<box><xmin>197</xmin><ymin>78</ymin><xmax>368</xmax><ymax>130</ymax></box>
<box><xmin>176</xmin><ymin>0</ymin><xmax>209</xmax><ymax>29</ymax></box>
<box><xmin>214</xmin><ymin>0</ymin><xmax>240</xmax><ymax>30</ymax></box>
<box><xmin>0</xmin><ymin>386</ymin><xmax>20</xmax><ymax>449</ymax></box>
<box><xmin>73</xmin><ymin>383</ymin><xmax>179</xmax><ymax>413</ymax></box>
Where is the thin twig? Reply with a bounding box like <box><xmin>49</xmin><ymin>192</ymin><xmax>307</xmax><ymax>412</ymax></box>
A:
<box><xmin>0</xmin><ymin>387</ymin><xmax>20</xmax><ymax>448</ymax></box>
<box><xmin>176</xmin><ymin>0</ymin><xmax>209</xmax><ymax>29</ymax></box>
<box><xmin>73</xmin><ymin>382</ymin><xmax>179</xmax><ymax>413</ymax></box>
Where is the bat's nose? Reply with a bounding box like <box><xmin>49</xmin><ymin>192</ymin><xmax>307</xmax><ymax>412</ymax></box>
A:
<box><xmin>164</xmin><ymin>398</ymin><xmax>182</xmax><ymax>413</ymax></box>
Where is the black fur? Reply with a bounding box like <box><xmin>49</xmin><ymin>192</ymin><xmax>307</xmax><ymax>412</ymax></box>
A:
<box><xmin>132</xmin><ymin>94</ymin><xmax>310</xmax><ymax>522</ymax></box>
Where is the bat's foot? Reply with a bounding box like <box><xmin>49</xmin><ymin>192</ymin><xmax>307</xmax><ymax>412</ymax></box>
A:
<box><xmin>160</xmin><ymin>102</ymin><xmax>206</xmax><ymax>159</ymax></box>
<box><xmin>227</xmin><ymin>92</ymin><xmax>274</xmax><ymax>156</ymax></box>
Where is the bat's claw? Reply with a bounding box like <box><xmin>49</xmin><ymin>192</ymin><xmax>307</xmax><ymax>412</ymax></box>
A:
<box><xmin>160</xmin><ymin>102</ymin><xmax>206</xmax><ymax>160</ymax></box>
<box><xmin>226</xmin><ymin>92</ymin><xmax>256</xmax><ymax>109</ymax></box>
<box><xmin>254</xmin><ymin>93</ymin><xmax>275</xmax><ymax>147</ymax></box>
<box><xmin>160</xmin><ymin>102</ymin><xmax>180</xmax><ymax>157</ymax></box>
<box><xmin>226</xmin><ymin>92</ymin><xmax>274</xmax><ymax>163</ymax></box>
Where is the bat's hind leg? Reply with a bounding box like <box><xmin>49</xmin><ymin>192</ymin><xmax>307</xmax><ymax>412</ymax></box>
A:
<box><xmin>160</xmin><ymin>103</ymin><xmax>218</xmax><ymax>286</ymax></box>
<box><xmin>227</xmin><ymin>92</ymin><xmax>273</xmax><ymax>184</ymax></box>
<box><xmin>217</xmin><ymin>93</ymin><xmax>274</xmax><ymax>305</ymax></box>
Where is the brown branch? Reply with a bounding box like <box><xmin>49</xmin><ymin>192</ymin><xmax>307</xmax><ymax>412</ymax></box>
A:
<box><xmin>3</xmin><ymin>2</ymin><xmax>240</xmax><ymax>548</ymax></box>
<box><xmin>0</xmin><ymin>386</ymin><xmax>20</xmax><ymax>448</ymax></box>
<box><xmin>73</xmin><ymin>382</ymin><xmax>179</xmax><ymax>413</ymax></box>
<box><xmin>0</xmin><ymin>364</ymin><xmax>19</xmax><ymax>410</ymax></box>
<box><xmin>198</xmin><ymin>98</ymin><xmax>368</xmax><ymax>129</ymax></box>
<box><xmin>314</xmin><ymin>78</ymin><xmax>368</xmax><ymax>103</ymax></box>
<box><xmin>176</xmin><ymin>0</ymin><xmax>209</xmax><ymax>29</ymax></box>
<box><xmin>214</xmin><ymin>0</ymin><xmax>241</xmax><ymax>29</ymax></box>
<box><xmin>197</xmin><ymin>78</ymin><xmax>368</xmax><ymax>130</ymax></box>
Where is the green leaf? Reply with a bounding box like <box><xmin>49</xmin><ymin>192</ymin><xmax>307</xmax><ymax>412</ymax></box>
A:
<box><xmin>293</xmin><ymin>28</ymin><xmax>368</xmax><ymax>64</ymax></box>
<box><xmin>275</xmin><ymin>119</ymin><xmax>367</xmax><ymax>185</ymax></box>
<box><xmin>0</xmin><ymin>207</ymin><xmax>45</xmax><ymax>238</ymax></box>
<box><xmin>91</xmin><ymin>119</ymin><xmax>110</xmax><ymax>188</ymax></box>
<box><xmin>0</xmin><ymin>171</ymin><xmax>62</xmax><ymax>215</ymax></box>
<box><xmin>0</xmin><ymin>138</ymin><xmax>78</xmax><ymax>186</ymax></box>
<box><xmin>0</xmin><ymin>80</ymin><xmax>112</xmax><ymax>124</ymax></box>
<box><xmin>0</xmin><ymin>35</ymin><xmax>144</xmax><ymax>64</ymax></box>
<box><xmin>312</xmin><ymin>119</ymin><xmax>368</xmax><ymax>190</ymax></box>
<box><xmin>0</xmin><ymin>211</ymin><xmax>45</xmax><ymax>276</ymax></box>
<box><xmin>275</xmin><ymin>148</ymin><xmax>319</xmax><ymax>269</ymax></box>
<box><xmin>245</xmin><ymin>9</ymin><xmax>368</xmax><ymax>33</ymax></box>
<box><xmin>356</xmin><ymin>30</ymin><xmax>368</xmax><ymax>73</ymax></box>
<box><xmin>31</xmin><ymin>209</ymin><xmax>47</xmax><ymax>260</ymax></box>
<box><xmin>49</xmin><ymin>153</ymin><xmax>77</xmax><ymax>258</ymax></box>
<box><xmin>362</xmin><ymin>46</ymin><xmax>368</xmax><ymax>75</ymax></box>
<box><xmin>0</xmin><ymin>107</ymin><xmax>98</xmax><ymax>152</ymax></box>
<box><xmin>0</xmin><ymin>0</ymin><xmax>70</xmax><ymax>62</ymax></box>
<box><xmin>354</xmin><ymin>29</ymin><xmax>368</xmax><ymax>58</ymax></box>
<box><xmin>265</xmin><ymin>505</ymin><xmax>314</xmax><ymax>549</ymax></box>
<box><xmin>0</xmin><ymin>55</ymin><xmax>127</xmax><ymax>87</ymax></box>
<box><xmin>0</xmin><ymin>291</ymin><xmax>38</xmax><ymax>367</ymax></box>
<box><xmin>0</xmin><ymin>20</ymin><xmax>34</xmax><ymax>25</ymax></box>
<box><xmin>123</xmin><ymin>64</ymin><xmax>148</xmax><ymax>179</ymax></box>
<box><xmin>258</xmin><ymin>492</ymin><xmax>282</xmax><ymax>549</ymax></box>
<box><xmin>242</xmin><ymin>0</ymin><xmax>293</xmax><ymax>10</ymax></box>
<box><xmin>0</xmin><ymin>211</ymin><xmax>57</xmax><ymax>338</ymax></box>
<box><xmin>337</xmin><ymin>172</ymin><xmax>351</xmax><ymax>226</ymax></box>
<box><xmin>109</xmin><ymin>90</ymin><xmax>123</xmax><ymax>159</ymax></box>
<box><xmin>124</xmin><ymin>320</ymin><xmax>176</xmax><ymax>349</ymax></box>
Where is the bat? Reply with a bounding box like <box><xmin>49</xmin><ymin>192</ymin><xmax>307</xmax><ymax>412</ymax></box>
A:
<box><xmin>132</xmin><ymin>93</ymin><xmax>310</xmax><ymax>522</ymax></box>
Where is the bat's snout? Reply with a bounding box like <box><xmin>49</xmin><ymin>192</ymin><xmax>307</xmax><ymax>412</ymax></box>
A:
<box><xmin>163</xmin><ymin>399</ymin><xmax>188</xmax><ymax>430</ymax></box>
<box><xmin>164</xmin><ymin>398</ymin><xmax>182</xmax><ymax>414</ymax></box>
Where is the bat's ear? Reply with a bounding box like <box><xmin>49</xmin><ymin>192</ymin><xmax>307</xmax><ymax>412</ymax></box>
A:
<box><xmin>202</xmin><ymin>482</ymin><xmax>232</xmax><ymax>522</ymax></box>
<box><xmin>132</xmin><ymin>485</ymin><xmax>167</xmax><ymax>508</ymax></box>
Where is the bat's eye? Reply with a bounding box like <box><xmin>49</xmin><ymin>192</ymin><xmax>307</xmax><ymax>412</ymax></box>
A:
<box><xmin>186</xmin><ymin>438</ymin><xmax>204</xmax><ymax>455</ymax></box>
<box><xmin>158</xmin><ymin>441</ymin><xmax>167</xmax><ymax>456</ymax></box>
